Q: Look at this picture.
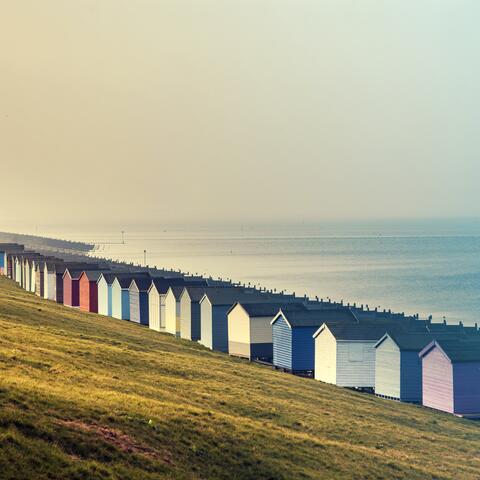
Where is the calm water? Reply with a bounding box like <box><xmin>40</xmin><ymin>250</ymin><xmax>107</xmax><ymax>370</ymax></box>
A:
<box><xmin>35</xmin><ymin>219</ymin><xmax>480</xmax><ymax>325</ymax></box>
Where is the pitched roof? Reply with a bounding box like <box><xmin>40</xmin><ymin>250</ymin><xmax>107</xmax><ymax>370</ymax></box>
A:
<box><xmin>420</xmin><ymin>338</ymin><xmax>480</xmax><ymax>362</ymax></box>
<box><xmin>115</xmin><ymin>273</ymin><xmax>152</xmax><ymax>288</ymax></box>
<box><xmin>25</xmin><ymin>257</ymin><xmax>39</xmax><ymax>266</ymax></box>
<box><xmin>81</xmin><ymin>270</ymin><xmax>109</xmax><ymax>282</ymax></box>
<box><xmin>201</xmin><ymin>288</ymin><xmax>265</xmax><ymax>306</ymax></box>
<box><xmin>45</xmin><ymin>262</ymin><xmax>58</xmax><ymax>272</ymax></box>
<box><xmin>63</xmin><ymin>269</ymin><xmax>85</xmax><ymax>280</ymax></box>
<box><xmin>37</xmin><ymin>256</ymin><xmax>61</xmax><ymax>264</ymax></box>
<box><xmin>376</xmin><ymin>332</ymin><xmax>436</xmax><ymax>351</ymax></box>
<box><xmin>149</xmin><ymin>277</ymin><xmax>189</xmax><ymax>294</ymax></box>
<box><xmin>277</xmin><ymin>308</ymin><xmax>357</xmax><ymax>328</ymax></box>
<box><xmin>168</xmin><ymin>285</ymin><xmax>186</xmax><ymax>299</ymax></box>
<box><xmin>181</xmin><ymin>286</ymin><xmax>211</xmax><ymax>302</ymax></box>
<box><xmin>231</xmin><ymin>301</ymin><xmax>306</xmax><ymax>317</ymax></box>
<box><xmin>130</xmin><ymin>277</ymin><xmax>154</xmax><ymax>291</ymax></box>
<box><xmin>318</xmin><ymin>322</ymin><xmax>390</xmax><ymax>340</ymax></box>
<box><xmin>149</xmin><ymin>277</ymin><xmax>207</xmax><ymax>295</ymax></box>
<box><xmin>34</xmin><ymin>257</ymin><xmax>62</xmax><ymax>269</ymax></box>
<box><xmin>180</xmin><ymin>285</ymin><xmax>232</xmax><ymax>302</ymax></box>
<box><xmin>54</xmin><ymin>262</ymin><xmax>101</xmax><ymax>274</ymax></box>
<box><xmin>98</xmin><ymin>271</ymin><xmax>148</xmax><ymax>285</ymax></box>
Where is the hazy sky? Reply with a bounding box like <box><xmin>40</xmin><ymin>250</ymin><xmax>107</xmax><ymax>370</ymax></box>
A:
<box><xmin>1</xmin><ymin>0</ymin><xmax>479</xmax><ymax>227</ymax></box>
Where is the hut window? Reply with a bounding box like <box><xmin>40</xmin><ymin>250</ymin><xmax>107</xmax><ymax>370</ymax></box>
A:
<box><xmin>348</xmin><ymin>344</ymin><xmax>364</xmax><ymax>362</ymax></box>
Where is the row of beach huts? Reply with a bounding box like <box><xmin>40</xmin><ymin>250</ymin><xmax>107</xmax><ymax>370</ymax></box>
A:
<box><xmin>1</xmin><ymin>242</ymin><xmax>480</xmax><ymax>418</ymax></box>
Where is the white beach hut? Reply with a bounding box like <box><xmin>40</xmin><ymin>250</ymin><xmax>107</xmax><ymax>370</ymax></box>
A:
<box><xmin>313</xmin><ymin>323</ymin><xmax>392</xmax><ymax>389</ymax></box>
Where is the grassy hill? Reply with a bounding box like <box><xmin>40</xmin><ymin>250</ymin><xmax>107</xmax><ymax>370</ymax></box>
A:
<box><xmin>0</xmin><ymin>277</ymin><xmax>479</xmax><ymax>479</ymax></box>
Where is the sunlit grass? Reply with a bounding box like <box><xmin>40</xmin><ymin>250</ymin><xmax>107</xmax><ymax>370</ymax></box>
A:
<box><xmin>0</xmin><ymin>276</ymin><xmax>479</xmax><ymax>479</ymax></box>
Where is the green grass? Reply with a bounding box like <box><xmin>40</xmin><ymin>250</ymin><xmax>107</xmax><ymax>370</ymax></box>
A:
<box><xmin>0</xmin><ymin>277</ymin><xmax>479</xmax><ymax>479</ymax></box>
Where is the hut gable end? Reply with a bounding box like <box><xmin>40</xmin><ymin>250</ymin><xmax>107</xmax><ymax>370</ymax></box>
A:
<box><xmin>375</xmin><ymin>334</ymin><xmax>401</xmax><ymax>399</ymax></box>
<box><xmin>421</xmin><ymin>347</ymin><xmax>454</xmax><ymax>414</ymax></box>
<box><xmin>314</xmin><ymin>325</ymin><xmax>337</xmax><ymax>385</ymax></box>
<box><xmin>272</xmin><ymin>314</ymin><xmax>292</xmax><ymax>370</ymax></box>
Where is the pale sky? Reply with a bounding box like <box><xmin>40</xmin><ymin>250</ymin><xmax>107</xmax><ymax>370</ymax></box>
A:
<box><xmin>1</xmin><ymin>0</ymin><xmax>479</xmax><ymax>227</ymax></box>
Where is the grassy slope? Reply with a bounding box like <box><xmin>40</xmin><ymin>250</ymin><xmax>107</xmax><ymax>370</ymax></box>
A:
<box><xmin>0</xmin><ymin>277</ymin><xmax>479</xmax><ymax>480</ymax></box>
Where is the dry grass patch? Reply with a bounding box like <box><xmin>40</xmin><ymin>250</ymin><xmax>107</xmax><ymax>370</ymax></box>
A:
<box><xmin>0</xmin><ymin>277</ymin><xmax>479</xmax><ymax>479</ymax></box>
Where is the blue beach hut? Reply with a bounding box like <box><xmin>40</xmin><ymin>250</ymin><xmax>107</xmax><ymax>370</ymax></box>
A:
<box><xmin>199</xmin><ymin>288</ymin><xmax>264</xmax><ymax>352</ymax></box>
<box><xmin>375</xmin><ymin>332</ymin><xmax>441</xmax><ymax>402</ymax></box>
<box><xmin>271</xmin><ymin>308</ymin><xmax>357</xmax><ymax>374</ymax></box>
<box><xmin>111</xmin><ymin>273</ymin><xmax>151</xmax><ymax>320</ymax></box>
<box><xmin>97</xmin><ymin>273</ymin><xmax>116</xmax><ymax>317</ymax></box>
<box><xmin>129</xmin><ymin>277</ymin><xmax>153</xmax><ymax>326</ymax></box>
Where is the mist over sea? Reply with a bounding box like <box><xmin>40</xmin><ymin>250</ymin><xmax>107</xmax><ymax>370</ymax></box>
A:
<box><xmin>34</xmin><ymin>219</ymin><xmax>480</xmax><ymax>326</ymax></box>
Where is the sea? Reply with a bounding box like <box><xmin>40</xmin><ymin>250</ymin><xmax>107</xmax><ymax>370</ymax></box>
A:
<box><xmin>33</xmin><ymin>218</ymin><xmax>480</xmax><ymax>326</ymax></box>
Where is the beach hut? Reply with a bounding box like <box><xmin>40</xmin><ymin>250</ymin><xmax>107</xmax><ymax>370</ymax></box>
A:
<box><xmin>148</xmin><ymin>278</ymin><xmax>193</xmax><ymax>332</ymax></box>
<box><xmin>374</xmin><ymin>332</ymin><xmax>462</xmax><ymax>402</ymax></box>
<box><xmin>24</xmin><ymin>258</ymin><xmax>33</xmax><ymax>292</ymax></box>
<box><xmin>129</xmin><ymin>277</ymin><xmax>153</xmax><ymax>325</ymax></box>
<box><xmin>97</xmin><ymin>273</ymin><xmax>116</xmax><ymax>317</ymax></box>
<box><xmin>148</xmin><ymin>280</ymin><xmax>165</xmax><ymax>331</ymax></box>
<box><xmin>35</xmin><ymin>258</ymin><xmax>62</xmax><ymax>299</ymax></box>
<box><xmin>6</xmin><ymin>252</ymin><xmax>16</xmax><ymax>278</ymax></box>
<box><xmin>419</xmin><ymin>338</ymin><xmax>480</xmax><ymax>417</ymax></box>
<box><xmin>54</xmin><ymin>262</ymin><xmax>102</xmax><ymax>304</ymax></box>
<box><xmin>96</xmin><ymin>271</ymin><xmax>139</xmax><ymax>317</ymax></box>
<box><xmin>199</xmin><ymin>288</ymin><xmax>265</xmax><ymax>353</ymax></box>
<box><xmin>79</xmin><ymin>270</ymin><xmax>108</xmax><ymax>313</ymax></box>
<box><xmin>63</xmin><ymin>269</ymin><xmax>84</xmax><ymax>307</ymax></box>
<box><xmin>178</xmin><ymin>284</ymin><xmax>236</xmax><ymax>340</ymax></box>
<box><xmin>15</xmin><ymin>254</ymin><xmax>24</xmax><ymax>284</ymax></box>
<box><xmin>31</xmin><ymin>256</ymin><xmax>45</xmax><ymax>293</ymax></box>
<box><xmin>21</xmin><ymin>255</ymin><xmax>30</xmax><ymax>289</ymax></box>
<box><xmin>164</xmin><ymin>286</ymin><xmax>183</xmax><ymax>335</ymax></box>
<box><xmin>14</xmin><ymin>255</ymin><xmax>21</xmax><ymax>284</ymax></box>
<box><xmin>8</xmin><ymin>252</ymin><xmax>24</xmax><ymax>281</ymax></box>
<box><xmin>112</xmin><ymin>273</ymin><xmax>151</xmax><ymax>320</ymax></box>
<box><xmin>14</xmin><ymin>254</ymin><xmax>21</xmax><ymax>279</ymax></box>
<box><xmin>19</xmin><ymin>256</ymin><xmax>26</xmax><ymax>288</ymax></box>
<box><xmin>0</xmin><ymin>244</ymin><xmax>24</xmax><ymax>275</ymax></box>
<box><xmin>6</xmin><ymin>253</ymin><xmax>14</xmax><ymax>280</ymax></box>
<box><xmin>25</xmin><ymin>254</ymin><xmax>46</xmax><ymax>291</ymax></box>
<box><xmin>313</xmin><ymin>323</ymin><xmax>396</xmax><ymax>388</ymax></box>
<box><xmin>112</xmin><ymin>276</ymin><xmax>133</xmax><ymax>320</ymax></box>
<box><xmin>52</xmin><ymin>263</ymin><xmax>70</xmax><ymax>304</ymax></box>
<box><xmin>34</xmin><ymin>259</ymin><xmax>46</xmax><ymax>297</ymax></box>
<box><xmin>27</xmin><ymin>258</ymin><xmax>34</xmax><ymax>292</ymax></box>
<box><xmin>272</xmin><ymin>308</ymin><xmax>357</xmax><ymax>374</ymax></box>
<box><xmin>227</xmin><ymin>301</ymin><xmax>304</xmax><ymax>361</ymax></box>
<box><xmin>43</xmin><ymin>262</ymin><xmax>57</xmax><ymax>300</ymax></box>
<box><xmin>179</xmin><ymin>286</ymin><xmax>209</xmax><ymax>341</ymax></box>
<box><xmin>22</xmin><ymin>255</ymin><xmax>30</xmax><ymax>286</ymax></box>
<box><xmin>4</xmin><ymin>253</ymin><xmax>10</xmax><ymax>278</ymax></box>
<box><xmin>18</xmin><ymin>254</ymin><xmax>30</xmax><ymax>289</ymax></box>
<box><xmin>17</xmin><ymin>253</ymin><xmax>40</xmax><ymax>290</ymax></box>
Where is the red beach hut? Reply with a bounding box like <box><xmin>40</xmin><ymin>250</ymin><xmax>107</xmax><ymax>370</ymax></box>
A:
<box><xmin>79</xmin><ymin>270</ymin><xmax>108</xmax><ymax>313</ymax></box>
<box><xmin>63</xmin><ymin>269</ymin><xmax>83</xmax><ymax>307</ymax></box>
